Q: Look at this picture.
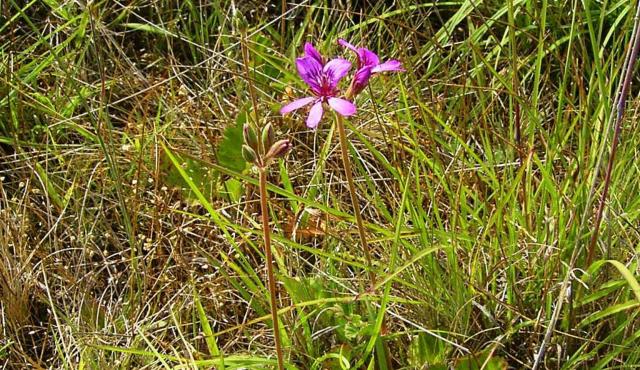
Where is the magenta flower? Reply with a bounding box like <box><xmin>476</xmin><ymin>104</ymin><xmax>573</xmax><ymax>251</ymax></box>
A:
<box><xmin>280</xmin><ymin>43</ymin><xmax>356</xmax><ymax>129</ymax></box>
<box><xmin>303</xmin><ymin>42</ymin><xmax>324</xmax><ymax>65</ymax></box>
<box><xmin>338</xmin><ymin>39</ymin><xmax>405</xmax><ymax>95</ymax></box>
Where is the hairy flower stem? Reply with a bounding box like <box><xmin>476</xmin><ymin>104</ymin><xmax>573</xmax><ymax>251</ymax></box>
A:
<box><xmin>335</xmin><ymin>114</ymin><xmax>376</xmax><ymax>288</ymax></box>
<box><xmin>258</xmin><ymin>167</ymin><xmax>285</xmax><ymax>370</ymax></box>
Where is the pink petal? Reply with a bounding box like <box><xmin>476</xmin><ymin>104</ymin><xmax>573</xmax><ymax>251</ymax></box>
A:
<box><xmin>328</xmin><ymin>97</ymin><xmax>356</xmax><ymax>116</ymax></box>
<box><xmin>304</xmin><ymin>42</ymin><xmax>324</xmax><ymax>64</ymax></box>
<box><xmin>323</xmin><ymin>58</ymin><xmax>352</xmax><ymax>88</ymax></box>
<box><xmin>280</xmin><ymin>97</ymin><xmax>316</xmax><ymax>115</ymax></box>
<box><xmin>338</xmin><ymin>39</ymin><xmax>359</xmax><ymax>53</ymax></box>
<box><xmin>358</xmin><ymin>48</ymin><xmax>380</xmax><ymax>68</ymax></box>
<box><xmin>296</xmin><ymin>56</ymin><xmax>323</xmax><ymax>92</ymax></box>
<box><xmin>350</xmin><ymin>67</ymin><xmax>373</xmax><ymax>96</ymax></box>
<box><xmin>306</xmin><ymin>101</ymin><xmax>324</xmax><ymax>129</ymax></box>
<box><xmin>371</xmin><ymin>60</ymin><xmax>405</xmax><ymax>73</ymax></box>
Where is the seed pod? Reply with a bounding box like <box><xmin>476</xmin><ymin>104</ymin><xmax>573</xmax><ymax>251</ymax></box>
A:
<box><xmin>261</xmin><ymin>123</ymin><xmax>275</xmax><ymax>150</ymax></box>
<box><xmin>243</xmin><ymin>124</ymin><xmax>259</xmax><ymax>151</ymax></box>
<box><xmin>242</xmin><ymin>144</ymin><xmax>258</xmax><ymax>164</ymax></box>
<box><xmin>264</xmin><ymin>139</ymin><xmax>292</xmax><ymax>161</ymax></box>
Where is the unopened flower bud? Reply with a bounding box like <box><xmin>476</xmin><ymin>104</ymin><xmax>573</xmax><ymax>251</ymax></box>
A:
<box><xmin>242</xmin><ymin>144</ymin><xmax>258</xmax><ymax>164</ymax></box>
<box><xmin>347</xmin><ymin>67</ymin><xmax>373</xmax><ymax>98</ymax></box>
<box><xmin>243</xmin><ymin>124</ymin><xmax>259</xmax><ymax>151</ymax></box>
<box><xmin>261</xmin><ymin>123</ymin><xmax>275</xmax><ymax>150</ymax></box>
<box><xmin>264</xmin><ymin>139</ymin><xmax>292</xmax><ymax>161</ymax></box>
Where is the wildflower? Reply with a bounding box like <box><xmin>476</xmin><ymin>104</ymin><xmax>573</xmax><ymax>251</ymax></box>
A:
<box><xmin>303</xmin><ymin>42</ymin><xmax>324</xmax><ymax>65</ymax></box>
<box><xmin>280</xmin><ymin>43</ymin><xmax>356</xmax><ymax>129</ymax></box>
<box><xmin>338</xmin><ymin>39</ymin><xmax>404</xmax><ymax>96</ymax></box>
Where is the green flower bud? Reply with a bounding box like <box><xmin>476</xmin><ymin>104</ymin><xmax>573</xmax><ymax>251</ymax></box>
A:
<box><xmin>264</xmin><ymin>139</ymin><xmax>292</xmax><ymax>161</ymax></box>
<box><xmin>242</xmin><ymin>144</ymin><xmax>258</xmax><ymax>164</ymax></box>
<box><xmin>243</xmin><ymin>124</ymin><xmax>259</xmax><ymax>151</ymax></box>
<box><xmin>261</xmin><ymin>123</ymin><xmax>275</xmax><ymax>150</ymax></box>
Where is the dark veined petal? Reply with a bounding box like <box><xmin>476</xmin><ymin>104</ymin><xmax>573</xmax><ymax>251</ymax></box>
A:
<box><xmin>304</xmin><ymin>42</ymin><xmax>324</xmax><ymax>64</ymax></box>
<box><xmin>328</xmin><ymin>97</ymin><xmax>356</xmax><ymax>116</ymax></box>
<box><xmin>295</xmin><ymin>57</ymin><xmax>323</xmax><ymax>92</ymax></box>
<box><xmin>371</xmin><ymin>59</ymin><xmax>405</xmax><ymax>73</ymax></box>
<box><xmin>306</xmin><ymin>101</ymin><xmax>324</xmax><ymax>129</ymax></box>
<box><xmin>358</xmin><ymin>48</ymin><xmax>380</xmax><ymax>68</ymax></box>
<box><xmin>323</xmin><ymin>58</ymin><xmax>352</xmax><ymax>89</ymax></box>
<box><xmin>280</xmin><ymin>96</ymin><xmax>316</xmax><ymax>114</ymax></box>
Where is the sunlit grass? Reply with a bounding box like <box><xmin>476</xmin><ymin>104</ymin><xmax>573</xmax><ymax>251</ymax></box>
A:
<box><xmin>1</xmin><ymin>0</ymin><xmax>640</xmax><ymax>368</ymax></box>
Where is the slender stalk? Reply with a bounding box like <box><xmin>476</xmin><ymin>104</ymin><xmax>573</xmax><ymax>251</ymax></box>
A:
<box><xmin>335</xmin><ymin>114</ymin><xmax>376</xmax><ymax>288</ymax></box>
<box><xmin>259</xmin><ymin>167</ymin><xmax>285</xmax><ymax>370</ymax></box>
<box><xmin>532</xmin><ymin>3</ymin><xmax>640</xmax><ymax>368</ymax></box>
<box><xmin>240</xmin><ymin>29</ymin><xmax>262</xmax><ymax>145</ymax></box>
<box><xmin>241</xmin><ymin>25</ymin><xmax>283</xmax><ymax>368</ymax></box>
<box><xmin>586</xmin><ymin>0</ymin><xmax>640</xmax><ymax>265</ymax></box>
<box><xmin>335</xmin><ymin>115</ymin><xmax>392</xmax><ymax>369</ymax></box>
<box><xmin>280</xmin><ymin>0</ymin><xmax>286</xmax><ymax>50</ymax></box>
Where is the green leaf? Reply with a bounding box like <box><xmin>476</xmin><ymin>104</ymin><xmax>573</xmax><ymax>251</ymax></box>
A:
<box><xmin>408</xmin><ymin>333</ymin><xmax>448</xmax><ymax>368</ymax></box>
<box><xmin>160</xmin><ymin>150</ymin><xmax>217</xmax><ymax>202</ymax></box>
<box><xmin>91</xmin><ymin>343</ymin><xmax>279</xmax><ymax>369</ymax></box>
<box><xmin>578</xmin><ymin>300</ymin><xmax>640</xmax><ymax>327</ymax></box>
<box><xmin>605</xmin><ymin>260</ymin><xmax>640</xmax><ymax>303</ymax></box>
<box><xmin>42</xmin><ymin>0</ymin><xmax>71</xmax><ymax>21</ymax></box>
<box><xmin>221</xmin><ymin>178</ymin><xmax>243</xmax><ymax>203</ymax></box>
<box><xmin>160</xmin><ymin>142</ymin><xmax>218</xmax><ymax>218</ymax></box>
<box><xmin>216</xmin><ymin>116</ymin><xmax>247</xmax><ymax>173</ymax></box>
<box><xmin>281</xmin><ymin>276</ymin><xmax>327</xmax><ymax>304</ymax></box>
<box><xmin>35</xmin><ymin>162</ymin><xmax>64</xmax><ymax>210</ymax></box>
<box><xmin>343</xmin><ymin>314</ymin><xmax>366</xmax><ymax>341</ymax></box>
<box><xmin>122</xmin><ymin>22</ymin><xmax>173</xmax><ymax>37</ymax></box>
<box><xmin>192</xmin><ymin>286</ymin><xmax>224</xmax><ymax>368</ymax></box>
<box><xmin>453</xmin><ymin>352</ymin><xmax>507</xmax><ymax>370</ymax></box>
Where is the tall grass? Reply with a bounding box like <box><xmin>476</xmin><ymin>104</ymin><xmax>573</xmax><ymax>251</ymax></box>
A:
<box><xmin>2</xmin><ymin>0</ymin><xmax>640</xmax><ymax>368</ymax></box>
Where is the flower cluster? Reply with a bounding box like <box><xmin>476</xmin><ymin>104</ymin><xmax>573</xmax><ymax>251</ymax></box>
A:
<box><xmin>242</xmin><ymin>122</ymin><xmax>292</xmax><ymax>168</ymax></box>
<box><xmin>280</xmin><ymin>40</ymin><xmax>404</xmax><ymax>129</ymax></box>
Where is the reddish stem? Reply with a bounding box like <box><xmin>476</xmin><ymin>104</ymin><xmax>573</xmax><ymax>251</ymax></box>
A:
<box><xmin>586</xmin><ymin>3</ymin><xmax>640</xmax><ymax>266</ymax></box>
<box><xmin>259</xmin><ymin>167</ymin><xmax>285</xmax><ymax>370</ymax></box>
